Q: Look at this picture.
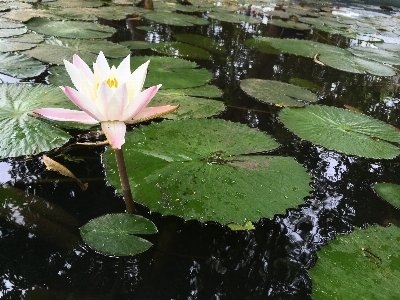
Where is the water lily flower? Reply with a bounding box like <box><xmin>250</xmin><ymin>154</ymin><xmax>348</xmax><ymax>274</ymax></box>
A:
<box><xmin>34</xmin><ymin>52</ymin><xmax>178</xmax><ymax>149</ymax></box>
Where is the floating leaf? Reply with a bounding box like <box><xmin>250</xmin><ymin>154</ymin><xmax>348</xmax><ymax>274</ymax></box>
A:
<box><xmin>103</xmin><ymin>119</ymin><xmax>312</xmax><ymax>224</ymax></box>
<box><xmin>207</xmin><ymin>11</ymin><xmax>261</xmax><ymax>24</ymax></box>
<box><xmin>0</xmin><ymin>84</ymin><xmax>78</xmax><ymax>158</ymax></box>
<box><xmin>349</xmin><ymin>46</ymin><xmax>400</xmax><ymax>65</ymax></box>
<box><xmin>240</xmin><ymin>79</ymin><xmax>318</xmax><ymax>107</ymax></box>
<box><xmin>288</xmin><ymin>78</ymin><xmax>323</xmax><ymax>92</ymax></box>
<box><xmin>143</xmin><ymin>11</ymin><xmax>209</xmax><ymax>26</ymax></box>
<box><xmin>2</xmin><ymin>8</ymin><xmax>59</xmax><ymax>22</ymax></box>
<box><xmin>174</xmin><ymin>33</ymin><xmax>226</xmax><ymax>55</ymax></box>
<box><xmin>0</xmin><ymin>26</ymin><xmax>27</xmax><ymax>38</ymax></box>
<box><xmin>0</xmin><ymin>17</ymin><xmax>25</xmax><ymax>28</ymax></box>
<box><xmin>152</xmin><ymin>42</ymin><xmax>212</xmax><ymax>60</ymax></box>
<box><xmin>26</xmin><ymin>17</ymin><xmax>116</xmax><ymax>39</ymax></box>
<box><xmin>47</xmin><ymin>0</ymin><xmax>104</xmax><ymax>8</ymax></box>
<box><xmin>23</xmin><ymin>38</ymin><xmax>130</xmax><ymax>65</ymax></box>
<box><xmin>269</xmin><ymin>19</ymin><xmax>311</xmax><ymax>30</ymax></box>
<box><xmin>80</xmin><ymin>213</ymin><xmax>157</xmax><ymax>256</ymax></box>
<box><xmin>227</xmin><ymin>221</ymin><xmax>255</xmax><ymax>231</ymax></box>
<box><xmin>110</xmin><ymin>56</ymin><xmax>213</xmax><ymax>89</ymax></box>
<box><xmin>0</xmin><ymin>33</ymin><xmax>43</xmax><ymax>52</ymax></box>
<box><xmin>42</xmin><ymin>155</ymin><xmax>88</xmax><ymax>191</ymax></box>
<box><xmin>120</xmin><ymin>40</ymin><xmax>154</xmax><ymax>50</ymax></box>
<box><xmin>0</xmin><ymin>52</ymin><xmax>46</xmax><ymax>78</ymax></box>
<box><xmin>310</xmin><ymin>225</ymin><xmax>400</xmax><ymax>300</ymax></box>
<box><xmin>279</xmin><ymin>105</ymin><xmax>400</xmax><ymax>159</ymax></box>
<box><xmin>374</xmin><ymin>183</ymin><xmax>400</xmax><ymax>209</ymax></box>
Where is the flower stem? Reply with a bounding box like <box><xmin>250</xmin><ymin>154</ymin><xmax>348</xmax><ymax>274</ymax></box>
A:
<box><xmin>114</xmin><ymin>148</ymin><xmax>136</xmax><ymax>214</ymax></box>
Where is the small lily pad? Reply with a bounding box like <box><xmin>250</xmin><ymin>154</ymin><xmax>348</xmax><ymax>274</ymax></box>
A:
<box><xmin>120</xmin><ymin>40</ymin><xmax>154</xmax><ymax>50</ymax></box>
<box><xmin>207</xmin><ymin>11</ymin><xmax>261</xmax><ymax>24</ymax></box>
<box><xmin>310</xmin><ymin>225</ymin><xmax>400</xmax><ymax>299</ymax></box>
<box><xmin>279</xmin><ymin>105</ymin><xmax>400</xmax><ymax>159</ymax></box>
<box><xmin>80</xmin><ymin>213</ymin><xmax>157</xmax><ymax>257</ymax></box>
<box><xmin>103</xmin><ymin>119</ymin><xmax>312</xmax><ymax>225</ymax></box>
<box><xmin>269</xmin><ymin>19</ymin><xmax>311</xmax><ymax>30</ymax></box>
<box><xmin>0</xmin><ymin>33</ymin><xmax>44</xmax><ymax>52</ymax></box>
<box><xmin>240</xmin><ymin>79</ymin><xmax>318</xmax><ymax>107</ymax></box>
<box><xmin>26</xmin><ymin>17</ymin><xmax>116</xmax><ymax>39</ymax></box>
<box><xmin>0</xmin><ymin>84</ymin><xmax>78</xmax><ymax>158</ymax></box>
<box><xmin>174</xmin><ymin>33</ymin><xmax>226</xmax><ymax>55</ymax></box>
<box><xmin>0</xmin><ymin>27</ymin><xmax>27</xmax><ymax>38</ymax></box>
<box><xmin>374</xmin><ymin>183</ymin><xmax>400</xmax><ymax>209</ymax></box>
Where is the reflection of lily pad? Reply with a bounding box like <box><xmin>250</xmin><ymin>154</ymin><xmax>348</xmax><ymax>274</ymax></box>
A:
<box><xmin>0</xmin><ymin>84</ymin><xmax>77</xmax><ymax>158</ymax></box>
<box><xmin>279</xmin><ymin>105</ymin><xmax>400</xmax><ymax>159</ymax></box>
<box><xmin>207</xmin><ymin>11</ymin><xmax>261</xmax><ymax>24</ymax></box>
<box><xmin>374</xmin><ymin>183</ymin><xmax>400</xmax><ymax>209</ymax></box>
<box><xmin>240</xmin><ymin>79</ymin><xmax>318</xmax><ymax>107</ymax></box>
<box><xmin>23</xmin><ymin>38</ymin><xmax>130</xmax><ymax>65</ymax></box>
<box><xmin>26</xmin><ymin>17</ymin><xmax>116</xmax><ymax>39</ymax></box>
<box><xmin>0</xmin><ymin>52</ymin><xmax>46</xmax><ymax>78</ymax></box>
<box><xmin>310</xmin><ymin>225</ymin><xmax>400</xmax><ymax>300</ymax></box>
<box><xmin>152</xmin><ymin>42</ymin><xmax>212</xmax><ymax>60</ymax></box>
<box><xmin>104</xmin><ymin>119</ymin><xmax>312</xmax><ymax>224</ymax></box>
<box><xmin>80</xmin><ymin>214</ymin><xmax>157</xmax><ymax>256</ymax></box>
<box><xmin>174</xmin><ymin>33</ymin><xmax>226</xmax><ymax>55</ymax></box>
<box><xmin>110</xmin><ymin>56</ymin><xmax>213</xmax><ymax>89</ymax></box>
<box><xmin>143</xmin><ymin>11</ymin><xmax>209</xmax><ymax>26</ymax></box>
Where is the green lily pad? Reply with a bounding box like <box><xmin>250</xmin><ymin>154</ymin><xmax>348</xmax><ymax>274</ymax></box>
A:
<box><xmin>240</xmin><ymin>79</ymin><xmax>318</xmax><ymax>107</ymax></box>
<box><xmin>26</xmin><ymin>17</ymin><xmax>116</xmax><ymax>39</ymax></box>
<box><xmin>2</xmin><ymin>8</ymin><xmax>59</xmax><ymax>22</ymax></box>
<box><xmin>349</xmin><ymin>46</ymin><xmax>400</xmax><ymax>65</ymax></box>
<box><xmin>310</xmin><ymin>225</ymin><xmax>400</xmax><ymax>300</ymax></box>
<box><xmin>0</xmin><ymin>83</ymin><xmax>78</xmax><ymax>158</ymax></box>
<box><xmin>288</xmin><ymin>78</ymin><xmax>323</xmax><ymax>92</ymax></box>
<box><xmin>0</xmin><ymin>33</ymin><xmax>44</xmax><ymax>52</ymax></box>
<box><xmin>249</xmin><ymin>37</ymin><xmax>396</xmax><ymax>76</ymax></box>
<box><xmin>174</xmin><ymin>33</ymin><xmax>226</xmax><ymax>55</ymax></box>
<box><xmin>279</xmin><ymin>105</ymin><xmax>400</xmax><ymax>159</ymax></box>
<box><xmin>80</xmin><ymin>213</ymin><xmax>157</xmax><ymax>256</ymax></box>
<box><xmin>120</xmin><ymin>40</ymin><xmax>154</xmax><ymax>50</ymax></box>
<box><xmin>152</xmin><ymin>42</ymin><xmax>212</xmax><ymax>60</ymax></box>
<box><xmin>0</xmin><ymin>17</ymin><xmax>25</xmax><ymax>28</ymax></box>
<box><xmin>374</xmin><ymin>183</ymin><xmax>400</xmax><ymax>209</ymax></box>
<box><xmin>23</xmin><ymin>38</ymin><xmax>130</xmax><ymax>65</ymax></box>
<box><xmin>269</xmin><ymin>19</ymin><xmax>312</xmax><ymax>30</ymax></box>
<box><xmin>47</xmin><ymin>0</ymin><xmax>104</xmax><ymax>8</ymax></box>
<box><xmin>207</xmin><ymin>11</ymin><xmax>261</xmax><ymax>24</ymax></box>
<box><xmin>0</xmin><ymin>27</ymin><xmax>27</xmax><ymax>38</ymax></box>
<box><xmin>103</xmin><ymin>119</ymin><xmax>312</xmax><ymax>224</ymax></box>
<box><xmin>151</xmin><ymin>90</ymin><xmax>225</xmax><ymax>119</ymax></box>
<box><xmin>0</xmin><ymin>52</ymin><xmax>46</xmax><ymax>79</ymax></box>
<box><xmin>110</xmin><ymin>56</ymin><xmax>213</xmax><ymax>89</ymax></box>
<box><xmin>143</xmin><ymin>11</ymin><xmax>209</xmax><ymax>26</ymax></box>
<box><xmin>227</xmin><ymin>221</ymin><xmax>255</xmax><ymax>231</ymax></box>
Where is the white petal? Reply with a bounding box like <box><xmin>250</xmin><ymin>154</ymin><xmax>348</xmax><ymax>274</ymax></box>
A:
<box><xmin>126</xmin><ymin>60</ymin><xmax>150</xmax><ymax>100</ymax></box>
<box><xmin>109</xmin><ymin>83</ymin><xmax>129</xmax><ymax>120</ymax></box>
<box><xmin>101</xmin><ymin>121</ymin><xmax>126</xmax><ymax>149</ymax></box>
<box><xmin>95</xmin><ymin>82</ymin><xmax>113</xmax><ymax>118</ymax></box>
<box><xmin>64</xmin><ymin>60</ymin><xmax>87</xmax><ymax>94</ymax></box>
<box><xmin>64</xmin><ymin>86</ymin><xmax>106</xmax><ymax>121</ymax></box>
<box><xmin>72</xmin><ymin>54</ymin><xmax>94</xmax><ymax>82</ymax></box>
<box><xmin>116</xmin><ymin>54</ymin><xmax>131</xmax><ymax>84</ymax></box>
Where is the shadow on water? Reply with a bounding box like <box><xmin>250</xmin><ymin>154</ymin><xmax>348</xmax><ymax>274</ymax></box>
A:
<box><xmin>1</xmin><ymin>0</ymin><xmax>400</xmax><ymax>299</ymax></box>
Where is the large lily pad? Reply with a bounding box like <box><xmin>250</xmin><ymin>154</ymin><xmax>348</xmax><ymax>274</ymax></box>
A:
<box><xmin>143</xmin><ymin>11</ymin><xmax>209</xmax><ymax>26</ymax></box>
<box><xmin>0</xmin><ymin>33</ymin><xmax>44</xmax><ymax>52</ymax></box>
<box><xmin>80</xmin><ymin>213</ymin><xmax>157</xmax><ymax>256</ymax></box>
<box><xmin>23</xmin><ymin>38</ymin><xmax>130</xmax><ymax>65</ymax></box>
<box><xmin>278</xmin><ymin>105</ymin><xmax>400</xmax><ymax>159</ymax></box>
<box><xmin>110</xmin><ymin>56</ymin><xmax>213</xmax><ymax>89</ymax></box>
<box><xmin>349</xmin><ymin>46</ymin><xmax>400</xmax><ymax>65</ymax></box>
<box><xmin>0</xmin><ymin>52</ymin><xmax>46</xmax><ymax>78</ymax></box>
<box><xmin>240</xmin><ymin>79</ymin><xmax>318</xmax><ymax>107</ymax></box>
<box><xmin>374</xmin><ymin>183</ymin><xmax>400</xmax><ymax>209</ymax></box>
<box><xmin>0</xmin><ymin>84</ymin><xmax>78</xmax><ymax>158</ymax></box>
<box><xmin>207</xmin><ymin>11</ymin><xmax>261</xmax><ymax>24</ymax></box>
<box><xmin>174</xmin><ymin>33</ymin><xmax>226</xmax><ymax>55</ymax></box>
<box><xmin>26</xmin><ymin>17</ymin><xmax>116</xmax><ymax>39</ymax></box>
<box><xmin>0</xmin><ymin>27</ymin><xmax>27</xmax><ymax>38</ymax></box>
<box><xmin>103</xmin><ymin>119</ymin><xmax>312</xmax><ymax>225</ymax></box>
<box><xmin>310</xmin><ymin>225</ymin><xmax>400</xmax><ymax>299</ymax></box>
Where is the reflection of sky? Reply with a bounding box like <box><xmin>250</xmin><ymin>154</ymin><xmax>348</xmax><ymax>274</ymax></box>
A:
<box><xmin>317</xmin><ymin>148</ymin><xmax>349</xmax><ymax>182</ymax></box>
<box><xmin>0</xmin><ymin>162</ymin><xmax>12</xmax><ymax>183</ymax></box>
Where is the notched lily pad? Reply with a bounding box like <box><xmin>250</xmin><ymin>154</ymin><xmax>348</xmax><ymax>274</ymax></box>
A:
<box><xmin>103</xmin><ymin>119</ymin><xmax>312</xmax><ymax>225</ymax></box>
<box><xmin>310</xmin><ymin>225</ymin><xmax>400</xmax><ymax>300</ymax></box>
<box><xmin>240</xmin><ymin>79</ymin><xmax>318</xmax><ymax>107</ymax></box>
<box><xmin>0</xmin><ymin>52</ymin><xmax>46</xmax><ymax>78</ymax></box>
<box><xmin>279</xmin><ymin>105</ymin><xmax>400</xmax><ymax>159</ymax></box>
<box><xmin>80</xmin><ymin>213</ymin><xmax>157</xmax><ymax>257</ymax></box>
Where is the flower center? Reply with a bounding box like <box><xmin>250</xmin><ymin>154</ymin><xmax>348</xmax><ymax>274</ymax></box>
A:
<box><xmin>106</xmin><ymin>77</ymin><xmax>118</xmax><ymax>88</ymax></box>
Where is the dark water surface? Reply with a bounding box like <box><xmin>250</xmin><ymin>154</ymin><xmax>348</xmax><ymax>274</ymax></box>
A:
<box><xmin>1</xmin><ymin>1</ymin><xmax>400</xmax><ymax>299</ymax></box>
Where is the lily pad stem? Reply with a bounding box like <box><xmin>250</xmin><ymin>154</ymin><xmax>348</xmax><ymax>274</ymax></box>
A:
<box><xmin>114</xmin><ymin>148</ymin><xmax>136</xmax><ymax>214</ymax></box>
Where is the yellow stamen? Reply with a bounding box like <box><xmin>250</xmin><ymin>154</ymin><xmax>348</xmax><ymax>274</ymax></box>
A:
<box><xmin>106</xmin><ymin>77</ymin><xmax>118</xmax><ymax>88</ymax></box>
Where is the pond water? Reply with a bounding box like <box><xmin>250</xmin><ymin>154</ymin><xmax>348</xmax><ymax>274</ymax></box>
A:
<box><xmin>1</xmin><ymin>0</ymin><xmax>400</xmax><ymax>299</ymax></box>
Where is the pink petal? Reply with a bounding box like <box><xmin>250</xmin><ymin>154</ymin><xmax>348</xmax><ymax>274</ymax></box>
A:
<box><xmin>72</xmin><ymin>54</ymin><xmax>94</xmax><ymax>82</ymax></box>
<box><xmin>121</xmin><ymin>84</ymin><xmax>161</xmax><ymax>121</ymax></box>
<box><xmin>63</xmin><ymin>60</ymin><xmax>87</xmax><ymax>95</ymax></box>
<box><xmin>101</xmin><ymin>121</ymin><xmax>126</xmax><ymax>149</ymax></box>
<box><xmin>33</xmin><ymin>108</ymin><xmax>99</xmax><ymax>124</ymax></box>
<box><xmin>125</xmin><ymin>105</ymin><xmax>179</xmax><ymax>124</ymax></box>
<box><xmin>64</xmin><ymin>86</ymin><xmax>106</xmax><ymax>121</ymax></box>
